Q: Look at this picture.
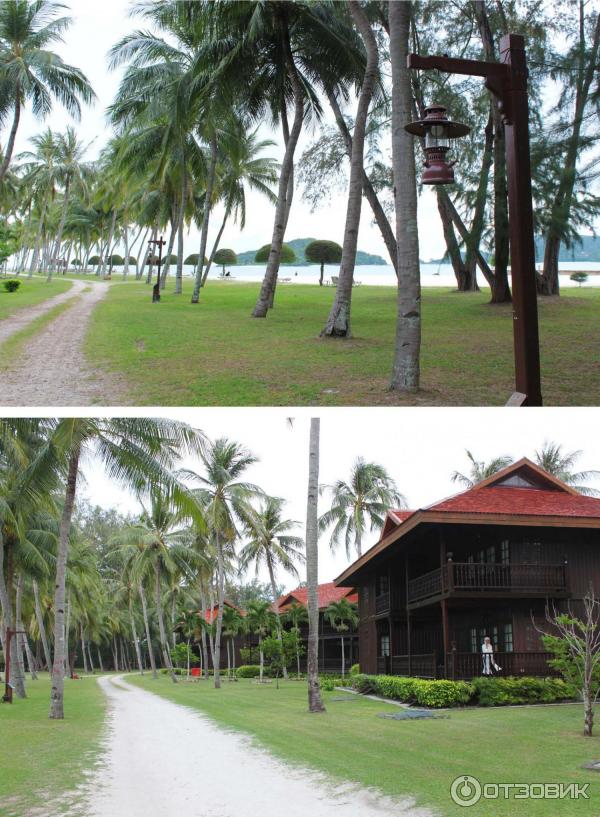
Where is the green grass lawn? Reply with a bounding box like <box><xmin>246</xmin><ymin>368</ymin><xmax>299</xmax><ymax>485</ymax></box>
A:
<box><xmin>129</xmin><ymin>674</ymin><xmax>600</xmax><ymax>817</ymax></box>
<box><xmin>0</xmin><ymin>673</ymin><xmax>106</xmax><ymax>817</ymax></box>
<box><xmin>85</xmin><ymin>278</ymin><xmax>600</xmax><ymax>405</ymax></box>
<box><xmin>0</xmin><ymin>276</ymin><xmax>73</xmax><ymax>321</ymax></box>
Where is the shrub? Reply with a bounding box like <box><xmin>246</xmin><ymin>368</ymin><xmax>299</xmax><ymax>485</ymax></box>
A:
<box><xmin>3</xmin><ymin>279</ymin><xmax>21</xmax><ymax>292</ymax></box>
<box><xmin>236</xmin><ymin>665</ymin><xmax>261</xmax><ymax>678</ymax></box>
<box><xmin>88</xmin><ymin>255</ymin><xmax>101</xmax><ymax>266</ymax></box>
<box><xmin>109</xmin><ymin>254</ymin><xmax>124</xmax><ymax>266</ymax></box>
<box><xmin>471</xmin><ymin>676</ymin><xmax>575</xmax><ymax>706</ymax></box>
<box><xmin>349</xmin><ymin>663</ymin><xmax>360</xmax><ymax>676</ymax></box>
<box><xmin>184</xmin><ymin>254</ymin><xmax>208</xmax><ymax>266</ymax></box>
<box><xmin>351</xmin><ymin>674</ymin><xmax>473</xmax><ymax>708</ymax></box>
<box><xmin>570</xmin><ymin>271</ymin><xmax>588</xmax><ymax>287</ymax></box>
<box><xmin>214</xmin><ymin>248</ymin><xmax>238</xmax><ymax>268</ymax></box>
<box><xmin>255</xmin><ymin>243</ymin><xmax>296</xmax><ymax>264</ymax></box>
<box><xmin>320</xmin><ymin>676</ymin><xmax>343</xmax><ymax>691</ymax></box>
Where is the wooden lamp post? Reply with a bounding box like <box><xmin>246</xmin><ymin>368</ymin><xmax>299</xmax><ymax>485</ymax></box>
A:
<box><xmin>405</xmin><ymin>34</ymin><xmax>542</xmax><ymax>407</ymax></box>
<box><xmin>148</xmin><ymin>236</ymin><xmax>166</xmax><ymax>302</ymax></box>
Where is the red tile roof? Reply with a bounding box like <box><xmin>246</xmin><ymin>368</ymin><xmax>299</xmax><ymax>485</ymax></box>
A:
<box><xmin>201</xmin><ymin>600</ymin><xmax>244</xmax><ymax>622</ymax></box>
<box><xmin>429</xmin><ymin>485</ymin><xmax>600</xmax><ymax>518</ymax></box>
<box><xmin>276</xmin><ymin>582</ymin><xmax>358</xmax><ymax>612</ymax></box>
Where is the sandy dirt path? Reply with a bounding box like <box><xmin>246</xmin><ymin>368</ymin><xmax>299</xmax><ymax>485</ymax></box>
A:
<box><xmin>80</xmin><ymin>675</ymin><xmax>432</xmax><ymax>817</ymax></box>
<box><xmin>0</xmin><ymin>280</ymin><xmax>127</xmax><ymax>406</ymax></box>
<box><xmin>0</xmin><ymin>278</ymin><xmax>81</xmax><ymax>344</ymax></box>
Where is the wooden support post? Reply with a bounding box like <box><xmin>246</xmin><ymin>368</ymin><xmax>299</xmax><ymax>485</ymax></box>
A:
<box><xmin>441</xmin><ymin>599</ymin><xmax>450</xmax><ymax>678</ymax></box>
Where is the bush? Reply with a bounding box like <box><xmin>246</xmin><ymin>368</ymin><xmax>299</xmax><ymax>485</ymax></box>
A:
<box><xmin>320</xmin><ymin>676</ymin><xmax>343</xmax><ymax>691</ymax></box>
<box><xmin>255</xmin><ymin>243</ymin><xmax>296</xmax><ymax>264</ymax></box>
<box><xmin>184</xmin><ymin>254</ymin><xmax>208</xmax><ymax>266</ymax></box>
<box><xmin>236</xmin><ymin>665</ymin><xmax>261</xmax><ymax>678</ymax></box>
<box><xmin>351</xmin><ymin>674</ymin><xmax>473</xmax><ymax>708</ymax></box>
<box><xmin>349</xmin><ymin>663</ymin><xmax>360</xmax><ymax>676</ymax></box>
<box><xmin>470</xmin><ymin>676</ymin><xmax>575</xmax><ymax>706</ymax></box>
<box><xmin>570</xmin><ymin>271</ymin><xmax>588</xmax><ymax>287</ymax></box>
<box><xmin>3</xmin><ymin>279</ymin><xmax>21</xmax><ymax>292</ymax></box>
<box><xmin>88</xmin><ymin>255</ymin><xmax>101</xmax><ymax>266</ymax></box>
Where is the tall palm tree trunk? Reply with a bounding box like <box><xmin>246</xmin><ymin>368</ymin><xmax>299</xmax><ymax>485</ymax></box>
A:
<box><xmin>49</xmin><ymin>178</ymin><xmax>71</xmax><ymax>278</ymax></box>
<box><xmin>33</xmin><ymin>579</ymin><xmax>52</xmax><ymax>670</ymax></box>
<box><xmin>321</xmin><ymin>2</ymin><xmax>379</xmax><ymax>337</ymax></box>
<box><xmin>138</xmin><ymin>582</ymin><xmax>158</xmax><ymax>679</ymax></box>
<box><xmin>192</xmin><ymin>133</ymin><xmax>218</xmax><ymax>302</ymax></box>
<box><xmin>80</xmin><ymin>623</ymin><xmax>89</xmax><ymax>673</ymax></box>
<box><xmin>100</xmin><ymin>211</ymin><xmax>118</xmax><ymax>278</ymax></box>
<box><xmin>201</xmin><ymin>206</ymin><xmax>230</xmax><ymax>288</ymax></box>
<box><xmin>154</xmin><ymin>563</ymin><xmax>177</xmax><ymax>683</ymax></box>
<box><xmin>0</xmin><ymin>90</ymin><xmax>21</xmax><ymax>183</ymax></box>
<box><xmin>340</xmin><ymin>634</ymin><xmax>345</xmax><ymax>678</ymax></box>
<box><xmin>96</xmin><ymin>646</ymin><xmax>104</xmax><ymax>671</ymax></box>
<box><xmin>29</xmin><ymin>192</ymin><xmax>50</xmax><ymax>276</ymax></box>
<box><xmin>174</xmin><ymin>174</ymin><xmax>188</xmax><ymax>295</ymax></box>
<box><xmin>87</xmin><ymin>642</ymin><xmax>94</xmax><ymax>672</ymax></box>
<box><xmin>306</xmin><ymin>418</ymin><xmax>325</xmax><ymax>712</ymax></box>
<box><xmin>160</xmin><ymin>222</ymin><xmax>177</xmax><ymax>290</ymax></box>
<box><xmin>198</xmin><ymin>584</ymin><xmax>210</xmax><ymax>679</ymax></box>
<box><xmin>213</xmin><ymin>532</ymin><xmax>225</xmax><ymax>688</ymax></box>
<box><xmin>50</xmin><ymin>444</ymin><xmax>81</xmax><ymax>719</ymax></box>
<box><xmin>252</xmin><ymin>24</ymin><xmax>304</xmax><ymax>318</ymax></box>
<box><xmin>5</xmin><ymin>540</ymin><xmax>26</xmax><ymax>698</ymax></box>
<box><xmin>266</xmin><ymin>555</ymin><xmax>288</xmax><ymax>680</ymax></box>
<box><xmin>130</xmin><ymin>596</ymin><xmax>144</xmax><ymax>674</ymax></box>
<box><xmin>389</xmin><ymin>0</ymin><xmax>421</xmax><ymax>393</ymax></box>
<box><xmin>16</xmin><ymin>573</ymin><xmax>36</xmax><ymax>680</ymax></box>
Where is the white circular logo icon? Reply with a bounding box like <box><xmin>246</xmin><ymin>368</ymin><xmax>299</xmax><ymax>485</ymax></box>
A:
<box><xmin>451</xmin><ymin>775</ymin><xmax>482</xmax><ymax>807</ymax></box>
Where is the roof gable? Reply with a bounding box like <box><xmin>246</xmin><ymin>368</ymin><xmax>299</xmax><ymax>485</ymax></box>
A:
<box><xmin>470</xmin><ymin>457</ymin><xmax>579</xmax><ymax>495</ymax></box>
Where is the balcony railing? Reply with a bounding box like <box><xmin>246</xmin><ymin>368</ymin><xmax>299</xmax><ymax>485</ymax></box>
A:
<box><xmin>375</xmin><ymin>591</ymin><xmax>390</xmax><ymax>615</ymax></box>
<box><xmin>408</xmin><ymin>562</ymin><xmax>568</xmax><ymax>604</ymax></box>
<box><xmin>446</xmin><ymin>651</ymin><xmax>559</xmax><ymax>680</ymax></box>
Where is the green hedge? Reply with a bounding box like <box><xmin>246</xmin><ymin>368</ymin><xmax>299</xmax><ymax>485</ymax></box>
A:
<box><xmin>3</xmin><ymin>279</ymin><xmax>21</xmax><ymax>292</ymax></box>
<box><xmin>352</xmin><ymin>674</ymin><xmax>576</xmax><ymax>708</ymax></box>
<box><xmin>470</xmin><ymin>676</ymin><xmax>575</xmax><ymax>706</ymax></box>
<box><xmin>236</xmin><ymin>665</ymin><xmax>262</xmax><ymax>678</ymax></box>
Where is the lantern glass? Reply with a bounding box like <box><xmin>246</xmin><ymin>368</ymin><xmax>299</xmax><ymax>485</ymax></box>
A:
<box><xmin>425</xmin><ymin>123</ymin><xmax>449</xmax><ymax>149</ymax></box>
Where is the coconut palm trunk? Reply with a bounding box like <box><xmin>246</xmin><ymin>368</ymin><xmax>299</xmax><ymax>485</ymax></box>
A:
<box><xmin>213</xmin><ymin>532</ymin><xmax>225</xmax><ymax>688</ymax></box>
<box><xmin>49</xmin><ymin>178</ymin><xmax>71</xmax><ymax>278</ymax></box>
<box><xmin>201</xmin><ymin>205</ymin><xmax>230</xmax><ymax>288</ymax></box>
<box><xmin>174</xmin><ymin>172</ymin><xmax>187</xmax><ymax>295</ymax></box>
<box><xmin>321</xmin><ymin>2</ymin><xmax>379</xmax><ymax>337</ymax></box>
<box><xmin>33</xmin><ymin>579</ymin><xmax>52</xmax><ymax>670</ymax></box>
<box><xmin>252</xmin><ymin>25</ymin><xmax>304</xmax><ymax>318</ymax></box>
<box><xmin>306</xmin><ymin>419</ymin><xmax>325</xmax><ymax>712</ymax></box>
<box><xmin>0</xmin><ymin>87</ymin><xmax>21</xmax><ymax>184</ymax></box>
<box><xmin>191</xmin><ymin>132</ymin><xmax>218</xmax><ymax>303</ymax></box>
<box><xmin>154</xmin><ymin>562</ymin><xmax>177</xmax><ymax>683</ymax></box>
<box><xmin>64</xmin><ymin>592</ymin><xmax>71</xmax><ymax>677</ymax></box>
<box><xmin>96</xmin><ymin>646</ymin><xmax>104</xmax><ymax>671</ymax></box>
<box><xmin>87</xmin><ymin>643</ymin><xmax>94</xmax><ymax>672</ymax></box>
<box><xmin>138</xmin><ymin>582</ymin><xmax>157</xmax><ymax>678</ymax></box>
<box><xmin>266</xmin><ymin>555</ymin><xmax>288</xmax><ymax>680</ymax></box>
<box><xmin>389</xmin><ymin>0</ymin><xmax>421</xmax><ymax>393</ymax></box>
<box><xmin>160</xmin><ymin>222</ymin><xmax>177</xmax><ymax>290</ymax></box>
<box><xmin>29</xmin><ymin>192</ymin><xmax>50</xmax><ymax>276</ymax></box>
<box><xmin>80</xmin><ymin>623</ymin><xmax>89</xmax><ymax>673</ymax></box>
<box><xmin>100</xmin><ymin>210</ymin><xmax>118</xmax><ymax>278</ymax></box>
<box><xmin>50</xmin><ymin>444</ymin><xmax>81</xmax><ymax>719</ymax></box>
<box><xmin>340</xmin><ymin>634</ymin><xmax>345</xmax><ymax>678</ymax></box>
<box><xmin>16</xmin><ymin>574</ymin><xmax>36</xmax><ymax>680</ymax></box>
<box><xmin>129</xmin><ymin>595</ymin><xmax>144</xmax><ymax>674</ymax></box>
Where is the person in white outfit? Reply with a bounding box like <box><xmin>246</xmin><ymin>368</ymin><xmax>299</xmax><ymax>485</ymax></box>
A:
<box><xmin>481</xmin><ymin>636</ymin><xmax>502</xmax><ymax>675</ymax></box>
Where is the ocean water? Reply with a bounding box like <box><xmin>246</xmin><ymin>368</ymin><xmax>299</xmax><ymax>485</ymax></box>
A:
<box><xmin>199</xmin><ymin>261</ymin><xmax>600</xmax><ymax>288</ymax></box>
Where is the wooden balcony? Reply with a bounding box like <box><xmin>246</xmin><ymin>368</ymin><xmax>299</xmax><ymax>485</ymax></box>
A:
<box><xmin>375</xmin><ymin>591</ymin><xmax>390</xmax><ymax>615</ymax></box>
<box><xmin>408</xmin><ymin>562</ymin><xmax>568</xmax><ymax>607</ymax></box>
<box><xmin>446</xmin><ymin>651</ymin><xmax>559</xmax><ymax>680</ymax></box>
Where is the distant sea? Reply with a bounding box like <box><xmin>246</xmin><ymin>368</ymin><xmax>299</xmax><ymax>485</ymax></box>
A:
<box><xmin>198</xmin><ymin>261</ymin><xmax>600</xmax><ymax>288</ymax></box>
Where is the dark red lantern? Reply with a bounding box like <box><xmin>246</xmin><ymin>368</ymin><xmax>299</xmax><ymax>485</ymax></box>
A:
<box><xmin>405</xmin><ymin>104</ymin><xmax>470</xmax><ymax>184</ymax></box>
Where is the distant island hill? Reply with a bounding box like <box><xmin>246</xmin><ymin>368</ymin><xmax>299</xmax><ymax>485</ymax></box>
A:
<box><xmin>426</xmin><ymin>234</ymin><xmax>600</xmax><ymax>264</ymax></box>
<box><xmin>236</xmin><ymin>237</ymin><xmax>387</xmax><ymax>266</ymax></box>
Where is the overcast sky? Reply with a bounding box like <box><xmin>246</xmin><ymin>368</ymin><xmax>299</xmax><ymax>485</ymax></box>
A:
<box><xmin>54</xmin><ymin>407</ymin><xmax>600</xmax><ymax>593</ymax></box>
<box><xmin>6</xmin><ymin>0</ymin><xmax>499</xmax><ymax>263</ymax></box>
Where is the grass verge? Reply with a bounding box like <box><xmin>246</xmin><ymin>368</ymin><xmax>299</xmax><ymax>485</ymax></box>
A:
<box><xmin>129</xmin><ymin>674</ymin><xmax>600</xmax><ymax>817</ymax></box>
<box><xmin>0</xmin><ymin>674</ymin><xmax>106</xmax><ymax>817</ymax></box>
<box><xmin>85</xmin><ymin>279</ymin><xmax>600</xmax><ymax>405</ymax></box>
<box><xmin>0</xmin><ymin>277</ymin><xmax>72</xmax><ymax>321</ymax></box>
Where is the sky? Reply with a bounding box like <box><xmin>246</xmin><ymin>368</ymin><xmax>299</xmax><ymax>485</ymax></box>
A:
<box><xmin>10</xmin><ymin>0</ymin><xmax>473</xmax><ymax>263</ymax></box>
<box><xmin>64</xmin><ymin>406</ymin><xmax>600</xmax><ymax>595</ymax></box>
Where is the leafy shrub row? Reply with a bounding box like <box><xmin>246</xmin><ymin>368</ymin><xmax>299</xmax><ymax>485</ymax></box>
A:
<box><xmin>471</xmin><ymin>676</ymin><xmax>575</xmax><ymax>706</ymax></box>
<box><xmin>351</xmin><ymin>674</ymin><xmax>575</xmax><ymax>707</ymax></box>
<box><xmin>236</xmin><ymin>665</ymin><xmax>270</xmax><ymax>678</ymax></box>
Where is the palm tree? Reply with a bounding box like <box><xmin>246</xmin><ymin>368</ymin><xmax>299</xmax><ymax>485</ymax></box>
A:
<box><xmin>47</xmin><ymin>417</ymin><xmax>204</xmax><ymax>719</ymax></box>
<box><xmin>283</xmin><ymin>601</ymin><xmax>308</xmax><ymax>678</ymax></box>
<box><xmin>319</xmin><ymin>458</ymin><xmax>405</xmax><ymax>558</ymax></box>
<box><xmin>18</xmin><ymin>128</ymin><xmax>59</xmax><ymax>274</ymax></box>
<box><xmin>245</xmin><ymin>599</ymin><xmax>276</xmax><ymax>682</ymax></box>
<box><xmin>0</xmin><ymin>0</ymin><xmax>95</xmax><ymax>184</ymax></box>
<box><xmin>534</xmin><ymin>443</ymin><xmax>600</xmax><ymax>496</ymax></box>
<box><xmin>221</xmin><ymin>604</ymin><xmax>244</xmax><ymax>680</ymax></box>
<box><xmin>182</xmin><ymin>437</ymin><xmax>260</xmax><ymax>688</ymax></box>
<box><xmin>306</xmin><ymin>418</ymin><xmax>325</xmax><ymax>713</ymax></box>
<box><xmin>325</xmin><ymin>598</ymin><xmax>358</xmax><ymax>678</ymax></box>
<box><xmin>178</xmin><ymin>608</ymin><xmax>201</xmax><ymax>681</ymax></box>
<box><xmin>321</xmin><ymin>1</ymin><xmax>379</xmax><ymax>337</ymax></box>
<box><xmin>389</xmin><ymin>0</ymin><xmax>421</xmax><ymax>392</ymax></box>
<box><xmin>239</xmin><ymin>495</ymin><xmax>304</xmax><ymax>680</ymax></box>
<box><xmin>451</xmin><ymin>450</ymin><xmax>513</xmax><ymax>488</ymax></box>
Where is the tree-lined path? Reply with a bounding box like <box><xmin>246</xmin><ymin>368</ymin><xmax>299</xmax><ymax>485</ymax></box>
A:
<box><xmin>0</xmin><ymin>279</ymin><xmax>126</xmax><ymax>405</ymax></box>
<box><xmin>83</xmin><ymin>675</ymin><xmax>428</xmax><ymax>817</ymax></box>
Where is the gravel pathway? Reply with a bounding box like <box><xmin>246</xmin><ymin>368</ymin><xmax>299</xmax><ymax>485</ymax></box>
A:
<box><xmin>80</xmin><ymin>675</ymin><xmax>432</xmax><ymax>817</ymax></box>
<box><xmin>0</xmin><ymin>280</ymin><xmax>127</xmax><ymax>406</ymax></box>
<box><xmin>0</xmin><ymin>278</ymin><xmax>81</xmax><ymax>344</ymax></box>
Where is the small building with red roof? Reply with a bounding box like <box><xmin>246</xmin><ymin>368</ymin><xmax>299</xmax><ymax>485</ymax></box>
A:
<box><xmin>335</xmin><ymin>458</ymin><xmax>600</xmax><ymax>680</ymax></box>
<box><xmin>274</xmin><ymin>582</ymin><xmax>359</xmax><ymax>673</ymax></box>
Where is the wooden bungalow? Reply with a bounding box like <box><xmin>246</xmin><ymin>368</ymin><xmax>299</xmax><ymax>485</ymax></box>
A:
<box><xmin>335</xmin><ymin>458</ymin><xmax>600</xmax><ymax>680</ymax></box>
<box><xmin>275</xmin><ymin>582</ymin><xmax>359</xmax><ymax>673</ymax></box>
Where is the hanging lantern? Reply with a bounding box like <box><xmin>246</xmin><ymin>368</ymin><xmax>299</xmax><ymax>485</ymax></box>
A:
<box><xmin>405</xmin><ymin>104</ymin><xmax>470</xmax><ymax>184</ymax></box>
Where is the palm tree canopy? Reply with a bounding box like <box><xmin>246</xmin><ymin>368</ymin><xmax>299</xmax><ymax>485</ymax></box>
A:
<box><xmin>238</xmin><ymin>495</ymin><xmax>304</xmax><ymax>580</ymax></box>
<box><xmin>319</xmin><ymin>457</ymin><xmax>405</xmax><ymax>558</ymax></box>
<box><xmin>534</xmin><ymin>442</ymin><xmax>600</xmax><ymax>497</ymax></box>
<box><xmin>325</xmin><ymin>598</ymin><xmax>358</xmax><ymax>633</ymax></box>
<box><xmin>451</xmin><ymin>450</ymin><xmax>513</xmax><ymax>489</ymax></box>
